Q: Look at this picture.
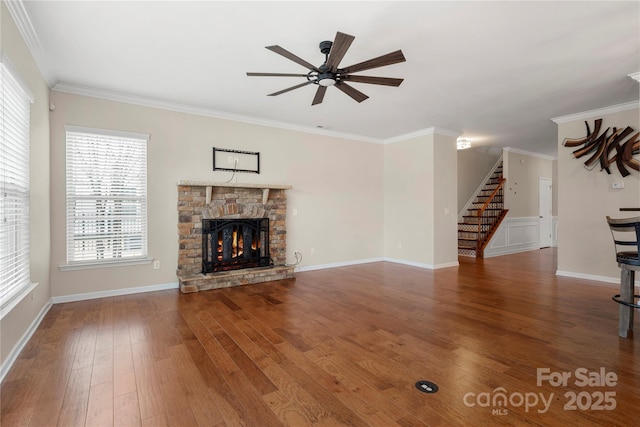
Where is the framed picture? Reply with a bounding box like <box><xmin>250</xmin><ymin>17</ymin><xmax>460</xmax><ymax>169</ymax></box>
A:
<box><xmin>213</xmin><ymin>147</ymin><xmax>260</xmax><ymax>174</ymax></box>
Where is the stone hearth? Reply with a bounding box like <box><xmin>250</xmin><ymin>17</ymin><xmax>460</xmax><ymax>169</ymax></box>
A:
<box><xmin>176</xmin><ymin>181</ymin><xmax>294</xmax><ymax>293</ymax></box>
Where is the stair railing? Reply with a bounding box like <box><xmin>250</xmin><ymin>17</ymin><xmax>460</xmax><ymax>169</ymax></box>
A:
<box><xmin>476</xmin><ymin>178</ymin><xmax>506</xmax><ymax>257</ymax></box>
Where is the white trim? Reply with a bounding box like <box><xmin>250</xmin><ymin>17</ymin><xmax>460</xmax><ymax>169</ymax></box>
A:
<box><xmin>51</xmin><ymin>281</ymin><xmax>179</xmax><ymax>304</ymax></box>
<box><xmin>384</xmin><ymin>257</ymin><xmax>458</xmax><ymax>270</ymax></box>
<box><xmin>0</xmin><ymin>54</ymin><xmax>34</xmax><ymax>102</ymax></box>
<box><xmin>483</xmin><ymin>216</ymin><xmax>541</xmax><ymax>258</ymax></box>
<box><xmin>296</xmin><ymin>258</ymin><xmax>384</xmax><ymax>272</ymax></box>
<box><xmin>296</xmin><ymin>257</ymin><xmax>459</xmax><ymax>272</ymax></box>
<box><xmin>0</xmin><ymin>298</ymin><xmax>52</xmax><ymax>383</ymax></box>
<box><xmin>628</xmin><ymin>72</ymin><xmax>640</xmax><ymax>82</ymax></box>
<box><xmin>384</xmin><ymin>127</ymin><xmax>460</xmax><ymax>144</ymax></box>
<box><xmin>503</xmin><ymin>146</ymin><xmax>555</xmax><ymax>161</ymax></box>
<box><xmin>64</xmin><ymin>125</ymin><xmax>150</xmax><ymax>142</ymax></box>
<box><xmin>59</xmin><ymin>257</ymin><xmax>154</xmax><ymax>271</ymax></box>
<box><xmin>555</xmin><ymin>270</ymin><xmax>630</xmax><ymax>287</ymax></box>
<box><xmin>4</xmin><ymin>0</ymin><xmax>58</xmax><ymax>87</ymax></box>
<box><xmin>551</xmin><ymin>101</ymin><xmax>640</xmax><ymax>124</ymax></box>
<box><xmin>53</xmin><ymin>82</ymin><xmax>382</xmax><ymax>144</ymax></box>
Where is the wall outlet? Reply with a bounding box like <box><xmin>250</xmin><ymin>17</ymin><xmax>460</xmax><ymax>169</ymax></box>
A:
<box><xmin>153</xmin><ymin>260</ymin><xmax>160</xmax><ymax>269</ymax></box>
<box><xmin>310</xmin><ymin>248</ymin><xmax>316</xmax><ymax>256</ymax></box>
<box><xmin>612</xmin><ymin>182</ymin><xmax>624</xmax><ymax>189</ymax></box>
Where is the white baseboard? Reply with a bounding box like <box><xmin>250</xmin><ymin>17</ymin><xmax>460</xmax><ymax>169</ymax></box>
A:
<box><xmin>297</xmin><ymin>257</ymin><xmax>459</xmax><ymax>272</ymax></box>
<box><xmin>296</xmin><ymin>258</ymin><xmax>384</xmax><ymax>272</ymax></box>
<box><xmin>555</xmin><ymin>270</ymin><xmax>637</xmax><ymax>288</ymax></box>
<box><xmin>0</xmin><ymin>299</ymin><xmax>52</xmax><ymax>383</ymax></box>
<box><xmin>52</xmin><ymin>282</ymin><xmax>179</xmax><ymax>304</ymax></box>
<box><xmin>384</xmin><ymin>258</ymin><xmax>459</xmax><ymax>270</ymax></box>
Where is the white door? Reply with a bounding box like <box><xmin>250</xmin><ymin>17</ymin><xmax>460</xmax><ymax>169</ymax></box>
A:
<box><xmin>539</xmin><ymin>178</ymin><xmax>552</xmax><ymax>248</ymax></box>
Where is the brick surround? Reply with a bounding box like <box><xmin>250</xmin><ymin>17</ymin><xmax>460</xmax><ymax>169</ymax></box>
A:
<box><xmin>176</xmin><ymin>181</ymin><xmax>294</xmax><ymax>293</ymax></box>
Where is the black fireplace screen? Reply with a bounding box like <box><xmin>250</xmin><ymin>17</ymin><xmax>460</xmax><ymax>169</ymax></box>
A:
<box><xmin>202</xmin><ymin>218</ymin><xmax>270</xmax><ymax>273</ymax></box>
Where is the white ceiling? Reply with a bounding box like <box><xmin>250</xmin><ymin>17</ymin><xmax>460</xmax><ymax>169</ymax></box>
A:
<box><xmin>14</xmin><ymin>1</ymin><xmax>640</xmax><ymax>157</ymax></box>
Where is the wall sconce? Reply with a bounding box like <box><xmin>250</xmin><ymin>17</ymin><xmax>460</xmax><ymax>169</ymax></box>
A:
<box><xmin>457</xmin><ymin>138</ymin><xmax>471</xmax><ymax>150</ymax></box>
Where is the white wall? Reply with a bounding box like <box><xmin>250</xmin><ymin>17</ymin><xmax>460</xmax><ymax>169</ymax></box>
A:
<box><xmin>483</xmin><ymin>148</ymin><xmax>554</xmax><ymax>257</ymax></box>
<box><xmin>503</xmin><ymin>149</ymin><xmax>553</xmax><ymax>217</ymax></box>
<box><xmin>383</xmin><ymin>131</ymin><xmax>458</xmax><ymax>268</ymax></box>
<box><xmin>556</xmin><ymin>104</ymin><xmax>640</xmax><ymax>282</ymax></box>
<box><xmin>49</xmin><ymin>91</ymin><xmax>385</xmax><ymax>297</ymax></box>
<box><xmin>1</xmin><ymin>2</ymin><xmax>52</xmax><ymax>371</ymax></box>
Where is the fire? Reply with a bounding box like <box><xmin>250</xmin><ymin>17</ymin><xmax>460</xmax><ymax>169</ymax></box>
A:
<box><xmin>217</xmin><ymin>229</ymin><xmax>254</xmax><ymax>260</ymax></box>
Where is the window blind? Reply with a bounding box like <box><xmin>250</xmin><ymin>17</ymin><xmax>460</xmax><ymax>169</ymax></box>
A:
<box><xmin>65</xmin><ymin>127</ymin><xmax>148</xmax><ymax>264</ymax></box>
<box><xmin>0</xmin><ymin>62</ymin><xmax>31</xmax><ymax>308</ymax></box>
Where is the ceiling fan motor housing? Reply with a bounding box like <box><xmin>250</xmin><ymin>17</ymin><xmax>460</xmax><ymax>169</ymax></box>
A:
<box><xmin>319</xmin><ymin>40</ymin><xmax>333</xmax><ymax>55</ymax></box>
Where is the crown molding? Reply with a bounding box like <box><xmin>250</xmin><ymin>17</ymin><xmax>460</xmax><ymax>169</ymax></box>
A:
<box><xmin>550</xmin><ymin>100</ymin><xmax>640</xmax><ymax>124</ymax></box>
<box><xmin>629</xmin><ymin>72</ymin><xmax>640</xmax><ymax>82</ymax></box>
<box><xmin>52</xmin><ymin>82</ymin><xmax>384</xmax><ymax>144</ymax></box>
<box><xmin>4</xmin><ymin>0</ymin><xmax>58</xmax><ymax>87</ymax></box>
<box><xmin>384</xmin><ymin>126</ymin><xmax>460</xmax><ymax>144</ymax></box>
<box><xmin>503</xmin><ymin>146</ymin><xmax>555</xmax><ymax>161</ymax></box>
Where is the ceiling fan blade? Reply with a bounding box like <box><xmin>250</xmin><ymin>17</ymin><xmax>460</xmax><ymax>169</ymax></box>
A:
<box><xmin>335</xmin><ymin>81</ymin><xmax>369</xmax><ymax>103</ymax></box>
<box><xmin>341</xmin><ymin>50</ymin><xmax>406</xmax><ymax>74</ymax></box>
<box><xmin>267</xmin><ymin>81</ymin><xmax>314</xmax><ymax>96</ymax></box>
<box><xmin>325</xmin><ymin>32</ymin><xmax>355</xmax><ymax>72</ymax></box>
<box><xmin>341</xmin><ymin>75</ymin><xmax>404</xmax><ymax>86</ymax></box>
<box><xmin>311</xmin><ymin>86</ymin><xmax>327</xmax><ymax>105</ymax></box>
<box><xmin>266</xmin><ymin>45</ymin><xmax>320</xmax><ymax>72</ymax></box>
<box><xmin>247</xmin><ymin>72</ymin><xmax>310</xmax><ymax>77</ymax></box>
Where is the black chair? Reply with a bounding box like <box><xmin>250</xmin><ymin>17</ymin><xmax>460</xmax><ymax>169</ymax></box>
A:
<box><xmin>606</xmin><ymin>216</ymin><xmax>640</xmax><ymax>337</ymax></box>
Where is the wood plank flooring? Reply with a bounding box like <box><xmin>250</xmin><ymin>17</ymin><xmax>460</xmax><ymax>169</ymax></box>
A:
<box><xmin>1</xmin><ymin>248</ymin><xmax>639</xmax><ymax>426</ymax></box>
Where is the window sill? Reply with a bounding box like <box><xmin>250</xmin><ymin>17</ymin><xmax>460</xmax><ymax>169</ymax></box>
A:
<box><xmin>0</xmin><ymin>281</ymin><xmax>39</xmax><ymax>320</ymax></box>
<box><xmin>59</xmin><ymin>257</ymin><xmax>153</xmax><ymax>271</ymax></box>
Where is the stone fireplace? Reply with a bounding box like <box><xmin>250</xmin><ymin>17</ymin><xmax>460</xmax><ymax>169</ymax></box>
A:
<box><xmin>176</xmin><ymin>181</ymin><xmax>294</xmax><ymax>293</ymax></box>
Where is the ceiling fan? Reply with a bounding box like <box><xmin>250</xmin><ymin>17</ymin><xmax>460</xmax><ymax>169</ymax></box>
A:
<box><xmin>247</xmin><ymin>31</ymin><xmax>406</xmax><ymax>105</ymax></box>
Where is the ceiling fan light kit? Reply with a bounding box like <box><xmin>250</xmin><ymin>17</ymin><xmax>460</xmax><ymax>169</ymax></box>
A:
<box><xmin>247</xmin><ymin>31</ymin><xmax>406</xmax><ymax>105</ymax></box>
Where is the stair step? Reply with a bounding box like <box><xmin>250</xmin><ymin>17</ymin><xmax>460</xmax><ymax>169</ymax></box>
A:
<box><xmin>458</xmin><ymin>248</ymin><xmax>477</xmax><ymax>257</ymax></box>
<box><xmin>476</xmin><ymin>198</ymin><xmax>504</xmax><ymax>203</ymax></box>
<box><xmin>470</xmin><ymin>206</ymin><xmax>503</xmax><ymax>211</ymax></box>
<box><xmin>458</xmin><ymin>240</ymin><xmax>477</xmax><ymax>249</ymax></box>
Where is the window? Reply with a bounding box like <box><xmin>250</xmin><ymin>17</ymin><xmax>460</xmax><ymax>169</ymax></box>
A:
<box><xmin>65</xmin><ymin>127</ymin><xmax>148</xmax><ymax>266</ymax></box>
<box><xmin>0</xmin><ymin>59</ymin><xmax>33</xmax><ymax>310</ymax></box>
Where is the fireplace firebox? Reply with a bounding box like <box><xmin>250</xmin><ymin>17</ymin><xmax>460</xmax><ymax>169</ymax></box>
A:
<box><xmin>202</xmin><ymin>218</ymin><xmax>270</xmax><ymax>273</ymax></box>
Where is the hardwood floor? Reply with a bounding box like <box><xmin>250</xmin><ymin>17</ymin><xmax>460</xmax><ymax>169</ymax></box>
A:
<box><xmin>2</xmin><ymin>248</ymin><xmax>638</xmax><ymax>426</ymax></box>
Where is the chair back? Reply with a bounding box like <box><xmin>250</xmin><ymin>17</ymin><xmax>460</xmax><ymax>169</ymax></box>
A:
<box><xmin>606</xmin><ymin>216</ymin><xmax>640</xmax><ymax>266</ymax></box>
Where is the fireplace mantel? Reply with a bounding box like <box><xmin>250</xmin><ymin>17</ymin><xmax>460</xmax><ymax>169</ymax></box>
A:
<box><xmin>177</xmin><ymin>181</ymin><xmax>292</xmax><ymax>204</ymax></box>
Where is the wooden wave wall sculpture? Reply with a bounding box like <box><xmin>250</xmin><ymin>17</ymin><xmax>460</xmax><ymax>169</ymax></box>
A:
<box><xmin>563</xmin><ymin>118</ymin><xmax>639</xmax><ymax>177</ymax></box>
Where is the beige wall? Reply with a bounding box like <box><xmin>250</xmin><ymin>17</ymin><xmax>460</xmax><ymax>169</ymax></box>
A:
<box><xmin>457</xmin><ymin>146</ymin><xmax>501</xmax><ymax>212</ymax></box>
<box><xmin>49</xmin><ymin>91</ymin><xmax>385</xmax><ymax>297</ymax></box>
<box><xmin>503</xmin><ymin>149</ymin><xmax>553</xmax><ymax>218</ymax></box>
<box><xmin>1</xmin><ymin>2</ymin><xmax>52</xmax><ymax>367</ymax></box>
<box><xmin>383</xmin><ymin>131</ymin><xmax>458</xmax><ymax>267</ymax></box>
<box><xmin>557</xmin><ymin>106</ymin><xmax>640</xmax><ymax>280</ymax></box>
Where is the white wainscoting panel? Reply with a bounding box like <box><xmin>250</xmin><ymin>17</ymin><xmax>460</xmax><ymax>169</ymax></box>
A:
<box><xmin>484</xmin><ymin>217</ymin><xmax>541</xmax><ymax>258</ymax></box>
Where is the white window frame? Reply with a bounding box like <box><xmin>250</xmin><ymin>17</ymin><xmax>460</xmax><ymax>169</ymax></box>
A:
<box><xmin>63</xmin><ymin>126</ymin><xmax>150</xmax><ymax>270</ymax></box>
<box><xmin>0</xmin><ymin>56</ymin><xmax>36</xmax><ymax>317</ymax></box>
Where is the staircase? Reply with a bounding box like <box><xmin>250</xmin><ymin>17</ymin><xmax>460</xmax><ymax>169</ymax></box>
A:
<box><xmin>458</xmin><ymin>161</ymin><xmax>508</xmax><ymax>258</ymax></box>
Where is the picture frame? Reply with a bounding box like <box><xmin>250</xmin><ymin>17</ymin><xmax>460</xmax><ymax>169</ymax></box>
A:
<box><xmin>213</xmin><ymin>147</ymin><xmax>260</xmax><ymax>174</ymax></box>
